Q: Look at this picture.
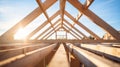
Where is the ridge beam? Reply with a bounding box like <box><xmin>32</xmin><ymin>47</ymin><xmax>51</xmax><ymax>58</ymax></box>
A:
<box><xmin>60</xmin><ymin>0</ymin><xmax>66</xmax><ymax>27</ymax></box>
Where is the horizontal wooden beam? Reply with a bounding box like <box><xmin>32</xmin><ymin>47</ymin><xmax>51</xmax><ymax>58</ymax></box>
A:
<box><xmin>48</xmin><ymin>44</ymin><xmax>69</xmax><ymax>67</ymax></box>
<box><xmin>0</xmin><ymin>44</ymin><xmax>57</xmax><ymax>67</ymax></box>
<box><xmin>66</xmin><ymin>43</ymin><xmax>120</xmax><ymax>67</ymax></box>
<box><xmin>80</xmin><ymin>44</ymin><xmax>120</xmax><ymax>60</ymax></box>
<box><xmin>23</xmin><ymin>39</ymin><xmax>120</xmax><ymax>44</ymax></box>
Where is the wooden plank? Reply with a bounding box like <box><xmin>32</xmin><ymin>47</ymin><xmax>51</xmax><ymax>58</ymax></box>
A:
<box><xmin>66</xmin><ymin>44</ymin><xmax>120</xmax><ymax>67</ymax></box>
<box><xmin>68</xmin><ymin>0</ymin><xmax>120</xmax><ymax>40</ymax></box>
<box><xmin>81</xmin><ymin>44</ymin><xmax>120</xmax><ymax>58</ymax></box>
<box><xmin>0</xmin><ymin>44</ymin><xmax>57</xmax><ymax>67</ymax></box>
<box><xmin>48</xmin><ymin>44</ymin><xmax>69</xmax><ymax>67</ymax></box>
<box><xmin>0</xmin><ymin>43</ymin><xmax>50</xmax><ymax>61</ymax></box>
<box><xmin>29</xmin><ymin>39</ymin><xmax>120</xmax><ymax>43</ymax></box>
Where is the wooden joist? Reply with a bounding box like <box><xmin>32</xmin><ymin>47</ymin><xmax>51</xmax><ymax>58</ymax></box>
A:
<box><xmin>48</xmin><ymin>44</ymin><xmax>69</xmax><ymax>67</ymax></box>
<box><xmin>66</xmin><ymin>43</ymin><xmax>120</xmax><ymax>67</ymax></box>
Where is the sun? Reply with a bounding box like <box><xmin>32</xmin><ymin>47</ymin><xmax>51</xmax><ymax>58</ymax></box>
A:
<box><xmin>14</xmin><ymin>28</ymin><xmax>28</xmax><ymax>40</ymax></box>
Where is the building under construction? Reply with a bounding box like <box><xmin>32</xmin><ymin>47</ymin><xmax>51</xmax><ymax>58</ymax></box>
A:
<box><xmin>0</xmin><ymin>0</ymin><xmax>120</xmax><ymax>67</ymax></box>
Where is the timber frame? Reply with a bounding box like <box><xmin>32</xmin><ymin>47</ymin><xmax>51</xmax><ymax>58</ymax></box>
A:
<box><xmin>0</xmin><ymin>0</ymin><xmax>120</xmax><ymax>43</ymax></box>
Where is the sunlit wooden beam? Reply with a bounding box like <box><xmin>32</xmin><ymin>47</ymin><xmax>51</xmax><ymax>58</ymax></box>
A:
<box><xmin>41</xmin><ymin>23</ymin><xmax>61</xmax><ymax>40</ymax></box>
<box><xmin>84</xmin><ymin>0</ymin><xmax>94</xmax><ymax>9</ymax></box>
<box><xmin>63</xmin><ymin>27</ymin><xmax>80</xmax><ymax>40</ymax></box>
<box><xmin>68</xmin><ymin>0</ymin><xmax>120</xmax><ymax>40</ymax></box>
<box><xmin>0</xmin><ymin>0</ymin><xmax>57</xmax><ymax>41</ymax></box>
<box><xmin>48</xmin><ymin>44</ymin><xmax>69</xmax><ymax>67</ymax></box>
<box><xmin>43</xmin><ymin>26</ymin><xmax>61</xmax><ymax>40</ymax></box>
<box><xmin>64</xmin><ymin>19</ymin><xmax>87</xmax><ymax>38</ymax></box>
<box><xmin>35</xmin><ymin>19</ymin><xmax>61</xmax><ymax>40</ymax></box>
<box><xmin>34</xmin><ymin>39</ymin><xmax>120</xmax><ymax>43</ymax></box>
<box><xmin>60</xmin><ymin>0</ymin><xmax>66</xmax><ymax>27</ymax></box>
<box><xmin>75</xmin><ymin>12</ymin><xmax>82</xmax><ymax>21</ymax></box>
<box><xmin>73</xmin><ymin>0</ymin><xmax>94</xmax><ymax>27</ymax></box>
<box><xmin>36</xmin><ymin>0</ymin><xmax>56</xmax><ymax>32</ymax></box>
<box><xmin>65</xmin><ymin>11</ymin><xmax>100</xmax><ymax>39</ymax></box>
<box><xmin>63</xmin><ymin>24</ymin><xmax>82</xmax><ymax>39</ymax></box>
<box><xmin>66</xmin><ymin>44</ymin><xmax>120</xmax><ymax>67</ymax></box>
<box><xmin>27</xmin><ymin>10</ymin><xmax>60</xmax><ymax>39</ymax></box>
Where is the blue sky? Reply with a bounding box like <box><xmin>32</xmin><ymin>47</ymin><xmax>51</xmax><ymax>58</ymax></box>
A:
<box><xmin>0</xmin><ymin>0</ymin><xmax>120</xmax><ymax>39</ymax></box>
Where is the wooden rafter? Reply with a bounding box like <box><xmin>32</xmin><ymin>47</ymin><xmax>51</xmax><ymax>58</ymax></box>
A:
<box><xmin>62</xmin><ymin>27</ymin><xmax>79</xmax><ymax>40</ymax></box>
<box><xmin>0</xmin><ymin>0</ymin><xmax>119</xmax><ymax>43</ymax></box>
<box><xmin>44</xmin><ymin>28</ymin><xmax>61</xmax><ymax>40</ymax></box>
<box><xmin>65</xmin><ymin>11</ymin><xmax>100</xmax><ymax>39</ymax></box>
<box><xmin>64</xmin><ymin>19</ymin><xmax>87</xmax><ymax>38</ymax></box>
<box><xmin>0</xmin><ymin>0</ymin><xmax>57</xmax><ymax>41</ymax></box>
<box><xmin>68</xmin><ymin>0</ymin><xmax>120</xmax><ymax>40</ymax></box>
<box><xmin>73</xmin><ymin>0</ymin><xmax>93</xmax><ymax>26</ymax></box>
<box><xmin>36</xmin><ymin>0</ymin><xmax>56</xmax><ymax>32</ymax></box>
<box><xmin>42</xmin><ymin>26</ymin><xmax>61</xmax><ymax>40</ymax></box>
<box><xmin>27</xmin><ymin>10</ymin><xmax>60</xmax><ymax>39</ymax></box>
<box><xmin>35</xmin><ymin>19</ymin><xmax>61</xmax><ymax>40</ymax></box>
<box><xmin>63</xmin><ymin>23</ymin><xmax>82</xmax><ymax>39</ymax></box>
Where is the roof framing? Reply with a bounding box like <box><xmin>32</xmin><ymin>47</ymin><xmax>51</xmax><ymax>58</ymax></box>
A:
<box><xmin>0</xmin><ymin>0</ymin><xmax>120</xmax><ymax>43</ymax></box>
<box><xmin>68</xmin><ymin>0</ymin><xmax>120</xmax><ymax>40</ymax></box>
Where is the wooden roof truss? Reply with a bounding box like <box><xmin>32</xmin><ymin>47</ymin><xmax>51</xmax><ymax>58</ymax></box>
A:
<box><xmin>0</xmin><ymin>0</ymin><xmax>120</xmax><ymax>43</ymax></box>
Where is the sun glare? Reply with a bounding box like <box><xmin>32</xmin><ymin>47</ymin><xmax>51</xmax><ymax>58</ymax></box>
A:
<box><xmin>14</xmin><ymin>28</ymin><xmax>28</xmax><ymax>40</ymax></box>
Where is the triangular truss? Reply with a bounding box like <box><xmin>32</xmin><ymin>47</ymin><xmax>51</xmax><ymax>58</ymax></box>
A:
<box><xmin>0</xmin><ymin>0</ymin><xmax>120</xmax><ymax>43</ymax></box>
